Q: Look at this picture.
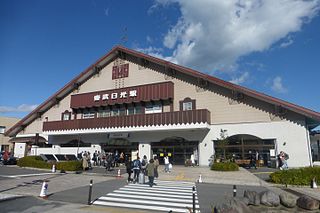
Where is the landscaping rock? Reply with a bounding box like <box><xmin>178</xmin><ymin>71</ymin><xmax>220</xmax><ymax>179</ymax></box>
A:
<box><xmin>296</xmin><ymin>195</ymin><xmax>319</xmax><ymax>210</ymax></box>
<box><xmin>260</xmin><ymin>190</ymin><xmax>280</xmax><ymax>207</ymax></box>
<box><xmin>244</xmin><ymin>190</ymin><xmax>260</xmax><ymax>206</ymax></box>
<box><xmin>279</xmin><ymin>192</ymin><xmax>296</xmax><ymax>208</ymax></box>
<box><xmin>214</xmin><ymin>197</ymin><xmax>253</xmax><ymax>213</ymax></box>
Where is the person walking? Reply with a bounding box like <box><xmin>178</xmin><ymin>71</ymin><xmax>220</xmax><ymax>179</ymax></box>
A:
<box><xmin>146</xmin><ymin>159</ymin><xmax>155</xmax><ymax>187</ymax></box>
<box><xmin>82</xmin><ymin>153</ymin><xmax>89</xmax><ymax>171</ymax></box>
<box><xmin>191</xmin><ymin>154</ymin><xmax>195</xmax><ymax>167</ymax></box>
<box><xmin>164</xmin><ymin>155</ymin><xmax>170</xmax><ymax>173</ymax></box>
<box><xmin>125</xmin><ymin>157</ymin><xmax>133</xmax><ymax>183</ymax></box>
<box><xmin>279</xmin><ymin>151</ymin><xmax>289</xmax><ymax>170</ymax></box>
<box><xmin>249</xmin><ymin>151</ymin><xmax>257</xmax><ymax>169</ymax></box>
<box><xmin>141</xmin><ymin>155</ymin><xmax>148</xmax><ymax>175</ymax></box>
<box><xmin>153</xmin><ymin>156</ymin><xmax>159</xmax><ymax>179</ymax></box>
<box><xmin>132</xmin><ymin>157</ymin><xmax>141</xmax><ymax>183</ymax></box>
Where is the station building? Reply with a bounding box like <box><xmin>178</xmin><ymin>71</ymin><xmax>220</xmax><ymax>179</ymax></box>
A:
<box><xmin>5</xmin><ymin>46</ymin><xmax>320</xmax><ymax>167</ymax></box>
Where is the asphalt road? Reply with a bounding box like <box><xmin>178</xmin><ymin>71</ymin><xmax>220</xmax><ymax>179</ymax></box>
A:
<box><xmin>246</xmin><ymin>167</ymin><xmax>278</xmax><ymax>182</ymax></box>
<box><xmin>0</xmin><ymin>165</ymin><xmax>51</xmax><ymax>178</ymax></box>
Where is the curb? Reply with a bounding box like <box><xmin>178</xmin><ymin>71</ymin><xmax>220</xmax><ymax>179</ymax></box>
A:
<box><xmin>0</xmin><ymin>194</ymin><xmax>25</xmax><ymax>203</ymax></box>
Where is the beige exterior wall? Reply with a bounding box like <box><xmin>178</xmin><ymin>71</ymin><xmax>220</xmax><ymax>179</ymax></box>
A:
<box><xmin>0</xmin><ymin>117</ymin><xmax>20</xmax><ymax>151</ymax></box>
<box><xmin>18</xmin><ymin>58</ymin><xmax>306</xmax><ymax>136</ymax></box>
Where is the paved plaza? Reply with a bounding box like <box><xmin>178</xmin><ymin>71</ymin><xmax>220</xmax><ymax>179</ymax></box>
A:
<box><xmin>0</xmin><ymin>165</ymin><xmax>319</xmax><ymax>212</ymax></box>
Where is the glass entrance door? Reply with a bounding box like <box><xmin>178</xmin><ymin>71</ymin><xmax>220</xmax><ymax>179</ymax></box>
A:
<box><xmin>151</xmin><ymin>138</ymin><xmax>198</xmax><ymax>165</ymax></box>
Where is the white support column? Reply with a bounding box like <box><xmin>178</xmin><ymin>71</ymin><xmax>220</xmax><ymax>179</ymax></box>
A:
<box><xmin>138</xmin><ymin>142</ymin><xmax>151</xmax><ymax>160</ymax></box>
<box><xmin>198</xmin><ymin>129</ymin><xmax>215</xmax><ymax>166</ymax></box>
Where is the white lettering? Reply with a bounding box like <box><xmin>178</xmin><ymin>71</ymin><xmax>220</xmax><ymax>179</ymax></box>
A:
<box><xmin>129</xmin><ymin>90</ymin><xmax>137</xmax><ymax>97</ymax></box>
<box><xmin>94</xmin><ymin>95</ymin><xmax>101</xmax><ymax>101</ymax></box>
<box><xmin>102</xmin><ymin>94</ymin><xmax>109</xmax><ymax>100</ymax></box>
<box><xmin>111</xmin><ymin>93</ymin><xmax>118</xmax><ymax>99</ymax></box>
<box><xmin>120</xmin><ymin>91</ymin><xmax>127</xmax><ymax>98</ymax></box>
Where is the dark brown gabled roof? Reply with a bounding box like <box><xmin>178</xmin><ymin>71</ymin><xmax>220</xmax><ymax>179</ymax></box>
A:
<box><xmin>5</xmin><ymin>45</ymin><xmax>320</xmax><ymax>136</ymax></box>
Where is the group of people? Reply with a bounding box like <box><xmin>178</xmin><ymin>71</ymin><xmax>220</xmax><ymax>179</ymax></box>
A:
<box><xmin>125</xmin><ymin>155</ymin><xmax>160</xmax><ymax>187</ymax></box>
<box><xmin>79</xmin><ymin>150</ymin><xmax>126</xmax><ymax>171</ymax></box>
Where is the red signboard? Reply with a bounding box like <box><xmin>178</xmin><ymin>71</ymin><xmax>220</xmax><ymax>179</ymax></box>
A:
<box><xmin>70</xmin><ymin>82</ymin><xmax>174</xmax><ymax>109</ymax></box>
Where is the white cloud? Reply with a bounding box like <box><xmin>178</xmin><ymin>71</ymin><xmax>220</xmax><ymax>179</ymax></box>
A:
<box><xmin>150</xmin><ymin>0</ymin><xmax>320</xmax><ymax>73</ymax></box>
<box><xmin>271</xmin><ymin>76</ymin><xmax>287</xmax><ymax>93</ymax></box>
<box><xmin>230</xmin><ymin>72</ymin><xmax>250</xmax><ymax>85</ymax></box>
<box><xmin>0</xmin><ymin>104</ymin><xmax>38</xmax><ymax>113</ymax></box>
<box><xmin>280</xmin><ymin>36</ymin><xmax>294</xmax><ymax>48</ymax></box>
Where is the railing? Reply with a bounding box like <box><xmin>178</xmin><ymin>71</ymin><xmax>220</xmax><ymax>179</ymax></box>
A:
<box><xmin>43</xmin><ymin>109</ymin><xmax>210</xmax><ymax>131</ymax></box>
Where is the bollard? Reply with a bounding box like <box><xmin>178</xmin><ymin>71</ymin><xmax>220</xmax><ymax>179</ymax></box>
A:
<box><xmin>233</xmin><ymin>185</ymin><xmax>237</xmax><ymax>197</ymax></box>
<box><xmin>52</xmin><ymin>164</ymin><xmax>56</xmax><ymax>173</ymax></box>
<box><xmin>88</xmin><ymin>179</ymin><xmax>93</xmax><ymax>205</ymax></box>
<box><xmin>39</xmin><ymin>180</ymin><xmax>49</xmax><ymax>199</ymax></box>
<box><xmin>192</xmin><ymin>186</ymin><xmax>196</xmax><ymax>213</ymax></box>
<box><xmin>311</xmin><ymin>177</ymin><xmax>318</xmax><ymax>189</ymax></box>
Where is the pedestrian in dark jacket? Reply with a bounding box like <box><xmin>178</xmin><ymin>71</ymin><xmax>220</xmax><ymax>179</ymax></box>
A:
<box><xmin>154</xmin><ymin>156</ymin><xmax>159</xmax><ymax>178</ymax></box>
<box><xmin>132</xmin><ymin>157</ymin><xmax>141</xmax><ymax>183</ymax></box>
<box><xmin>125</xmin><ymin>157</ymin><xmax>133</xmax><ymax>183</ymax></box>
<box><xmin>146</xmin><ymin>159</ymin><xmax>155</xmax><ymax>187</ymax></box>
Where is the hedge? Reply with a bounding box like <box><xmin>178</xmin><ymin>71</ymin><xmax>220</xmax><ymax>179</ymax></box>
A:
<box><xmin>211</xmin><ymin>162</ymin><xmax>239</xmax><ymax>171</ymax></box>
<box><xmin>17</xmin><ymin>156</ymin><xmax>82</xmax><ymax>171</ymax></box>
<box><xmin>269</xmin><ymin>167</ymin><xmax>320</xmax><ymax>185</ymax></box>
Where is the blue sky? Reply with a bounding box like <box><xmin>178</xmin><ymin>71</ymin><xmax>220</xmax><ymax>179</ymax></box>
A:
<box><xmin>1</xmin><ymin>0</ymin><xmax>320</xmax><ymax>122</ymax></box>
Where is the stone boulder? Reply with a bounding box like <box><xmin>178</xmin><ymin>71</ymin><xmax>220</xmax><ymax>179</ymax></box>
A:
<box><xmin>213</xmin><ymin>197</ymin><xmax>253</xmax><ymax>213</ymax></box>
<box><xmin>279</xmin><ymin>192</ymin><xmax>296</xmax><ymax>208</ymax></box>
<box><xmin>259</xmin><ymin>190</ymin><xmax>280</xmax><ymax>207</ymax></box>
<box><xmin>296</xmin><ymin>195</ymin><xmax>320</xmax><ymax>210</ymax></box>
<box><xmin>244</xmin><ymin>190</ymin><xmax>260</xmax><ymax>206</ymax></box>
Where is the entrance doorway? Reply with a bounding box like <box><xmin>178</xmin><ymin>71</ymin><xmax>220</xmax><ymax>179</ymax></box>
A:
<box><xmin>151</xmin><ymin>137</ymin><xmax>198</xmax><ymax>165</ymax></box>
<box><xmin>101</xmin><ymin>138</ymin><xmax>138</xmax><ymax>159</ymax></box>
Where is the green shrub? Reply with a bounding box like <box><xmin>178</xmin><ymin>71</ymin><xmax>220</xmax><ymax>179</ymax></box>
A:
<box><xmin>17</xmin><ymin>156</ymin><xmax>51</xmax><ymax>169</ymax></box>
<box><xmin>211</xmin><ymin>162</ymin><xmax>239</xmax><ymax>171</ymax></box>
<box><xmin>56</xmin><ymin>161</ymin><xmax>82</xmax><ymax>171</ymax></box>
<box><xmin>17</xmin><ymin>156</ymin><xmax>82</xmax><ymax>171</ymax></box>
<box><xmin>269</xmin><ymin>167</ymin><xmax>320</xmax><ymax>185</ymax></box>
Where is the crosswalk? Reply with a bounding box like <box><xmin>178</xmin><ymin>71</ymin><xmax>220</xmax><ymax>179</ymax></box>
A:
<box><xmin>93</xmin><ymin>180</ymin><xmax>200</xmax><ymax>212</ymax></box>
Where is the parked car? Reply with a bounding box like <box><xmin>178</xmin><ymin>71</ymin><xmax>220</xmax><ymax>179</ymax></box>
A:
<box><xmin>0</xmin><ymin>156</ymin><xmax>17</xmax><ymax>165</ymax></box>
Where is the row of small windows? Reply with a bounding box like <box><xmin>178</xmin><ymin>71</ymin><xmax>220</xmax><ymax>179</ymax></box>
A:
<box><xmin>62</xmin><ymin>98</ymin><xmax>195</xmax><ymax>120</ymax></box>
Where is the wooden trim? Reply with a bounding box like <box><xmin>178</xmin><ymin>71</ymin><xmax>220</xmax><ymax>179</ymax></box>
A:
<box><xmin>43</xmin><ymin>109</ymin><xmax>211</xmax><ymax>131</ymax></box>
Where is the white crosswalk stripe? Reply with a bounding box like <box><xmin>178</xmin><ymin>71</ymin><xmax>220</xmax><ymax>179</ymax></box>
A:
<box><xmin>92</xmin><ymin>180</ymin><xmax>200</xmax><ymax>212</ymax></box>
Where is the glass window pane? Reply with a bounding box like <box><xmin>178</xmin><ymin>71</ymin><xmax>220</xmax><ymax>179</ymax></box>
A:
<box><xmin>127</xmin><ymin>107</ymin><xmax>134</xmax><ymax>115</ymax></box>
<box><xmin>135</xmin><ymin>105</ymin><xmax>142</xmax><ymax>114</ymax></box>
<box><xmin>111</xmin><ymin>108</ymin><xmax>119</xmax><ymax>116</ymax></box>
<box><xmin>63</xmin><ymin>113</ymin><xmax>70</xmax><ymax>120</ymax></box>
<box><xmin>183</xmin><ymin>102</ymin><xmax>192</xmax><ymax>111</ymax></box>
<box><xmin>119</xmin><ymin>108</ymin><xmax>126</xmax><ymax>116</ymax></box>
<box><xmin>0</xmin><ymin>126</ymin><xmax>5</xmax><ymax>134</ymax></box>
